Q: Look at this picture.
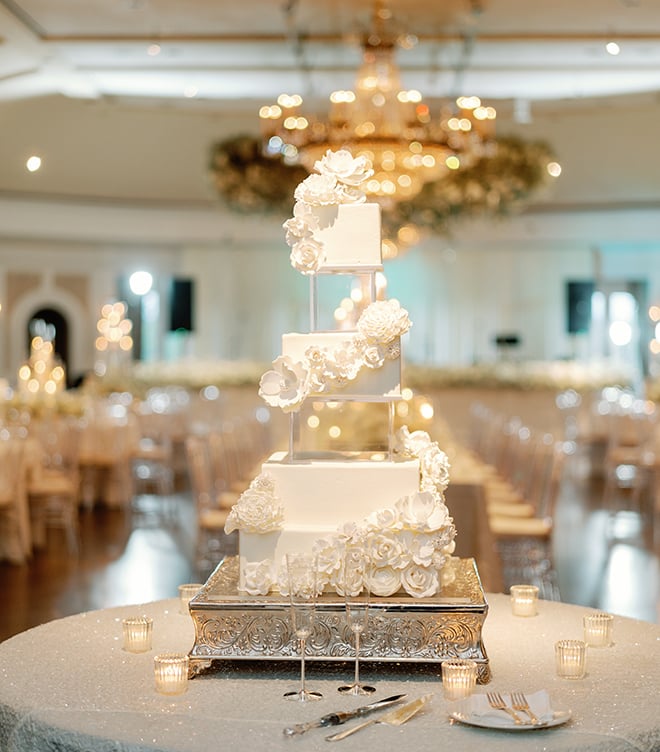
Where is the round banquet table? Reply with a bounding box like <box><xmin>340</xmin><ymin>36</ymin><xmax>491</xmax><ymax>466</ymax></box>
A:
<box><xmin>0</xmin><ymin>594</ymin><xmax>659</xmax><ymax>752</ymax></box>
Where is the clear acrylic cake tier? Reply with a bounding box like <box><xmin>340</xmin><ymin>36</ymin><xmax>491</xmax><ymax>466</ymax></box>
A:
<box><xmin>188</xmin><ymin>556</ymin><xmax>491</xmax><ymax>683</ymax></box>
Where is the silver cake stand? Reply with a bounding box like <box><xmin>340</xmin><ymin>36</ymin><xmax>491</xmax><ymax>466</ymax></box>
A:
<box><xmin>187</xmin><ymin>556</ymin><xmax>491</xmax><ymax>683</ymax></box>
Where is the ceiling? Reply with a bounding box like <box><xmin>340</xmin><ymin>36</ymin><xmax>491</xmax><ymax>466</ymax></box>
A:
<box><xmin>1</xmin><ymin>0</ymin><xmax>660</xmax><ymax>109</ymax></box>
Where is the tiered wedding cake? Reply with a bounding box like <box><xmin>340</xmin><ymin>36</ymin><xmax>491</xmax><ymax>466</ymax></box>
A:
<box><xmin>225</xmin><ymin>149</ymin><xmax>456</xmax><ymax>598</ymax></box>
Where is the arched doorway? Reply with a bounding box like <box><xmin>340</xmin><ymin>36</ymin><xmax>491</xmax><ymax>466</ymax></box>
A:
<box><xmin>27</xmin><ymin>308</ymin><xmax>70</xmax><ymax>384</ymax></box>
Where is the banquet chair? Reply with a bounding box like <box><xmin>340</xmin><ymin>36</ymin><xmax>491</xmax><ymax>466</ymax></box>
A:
<box><xmin>131</xmin><ymin>407</ymin><xmax>177</xmax><ymax>520</ymax></box>
<box><xmin>488</xmin><ymin>439</ymin><xmax>568</xmax><ymax>599</ymax></box>
<box><xmin>185</xmin><ymin>435</ymin><xmax>236</xmax><ymax>576</ymax></box>
<box><xmin>206</xmin><ymin>430</ymin><xmax>247</xmax><ymax>501</ymax></box>
<box><xmin>28</xmin><ymin>416</ymin><xmax>82</xmax><ymax>554</ymax></box>
<box><xmin>601</xmin><ymin>399</ymin><xmax>658</xmax><ymax>516</ymax></box>
<box><xmin>0</xmin><ymin>432</ymin><xmax>28</xmax><ymax>564</ymax></box>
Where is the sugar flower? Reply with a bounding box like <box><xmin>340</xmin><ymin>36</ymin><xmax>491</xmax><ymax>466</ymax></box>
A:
<box><xmin>294</xmin><ymin>172</ymin><xmax>340</xmax><ymax>206</ymax></box>
<box><xmin>289</xmin><ymin>236</ymin><xmax>324</xmax><ymax>275</ymax></box>
<box><xmin>241</xmin><ymin>560</ymin><xmax>274</xmax><ymax>596</ymax></box>
<box><xmin>395</xmin><ymin>490</ymin><xmax>449</xmax><ymax>532</ymax></box>
<box><xmin>400</xmin><ymin>563</ymin><xmax>439</xmax><ymax>598</ymax></box>
<box><xmin>259</xmin><ymin>355</ymin><xmax>309</xmax><ymax>412</ymax></box>
<box><xmin>313</xmin><ymin>149</ymin><xmax>374</xmax><ymax>187</ymax></box>
<box><xmin>225</xmin><ymin>472</ymin><xmax>284</xmax><ymax>534</ymax></box>
<box><xmin>357</xmin><ymin>299</ymin><xmax>411</xmax><ymax>344</ymax></box>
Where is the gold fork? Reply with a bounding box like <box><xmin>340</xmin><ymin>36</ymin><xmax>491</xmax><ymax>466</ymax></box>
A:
<box><xmin>486</xmin><ymin>692</ymin><xmax>524</xmax><ymax>725</ymax></box>
<box><xmin>511</xmin><ymin>692</ymin><xmax>541</xmax><ymax>725</ymax></box>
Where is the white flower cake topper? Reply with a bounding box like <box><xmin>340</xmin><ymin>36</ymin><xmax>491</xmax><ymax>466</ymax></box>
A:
<box><xmin>284</xmin><ymin>149</ymin><xmax>374</xmax><ymax>275</ymax></box>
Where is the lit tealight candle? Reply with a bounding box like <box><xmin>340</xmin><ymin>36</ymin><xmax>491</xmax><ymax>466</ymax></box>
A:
<box><xmin>441</xmin><ymin>658</ymin><xmax>478</xmax><ymax>700</ymax></box>
<box><xmin>555</xmin><ymin>639</ymin><xmax>586</xmax><ymax>679</ymax></box>
<box><xmin>178</xmin><ymin>583</ymin><xmax>203</xmax><ymax>615</ymax></box>
<box><xmin>153</xmin><ymin>653</ymin><xmax>189</xmax><ymax>695</ymax></box>
<box><xmin>510</xmin><ymin>584</ymin><xmax>539</xmax><ymax>617</ymax></box>
<box><xmin>583</xmin><ymin>612</ymin><xmax>613</xmax><ymax>647</ymax></box>
<box><xmin>122</xmin><ymin>616</ymin><xmax>153</xmax><ymax>653</ymax></box>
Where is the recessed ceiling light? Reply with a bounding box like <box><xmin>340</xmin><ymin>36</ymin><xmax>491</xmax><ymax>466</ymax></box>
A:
<box><xmin>26</xmin><ymin>156</ymin><xmax>41</xmax><ymax>172</ymax></box>
<box><xmin>606</xmin><ymin>41</ymin><xmax>621</xmax><ymax>56</ymax></box>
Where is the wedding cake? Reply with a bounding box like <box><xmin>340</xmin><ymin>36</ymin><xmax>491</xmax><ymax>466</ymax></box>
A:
<box><xmin>225</xmin><ymin>149</ymin><xmax>456</xmax><ymax>598</ymax></box>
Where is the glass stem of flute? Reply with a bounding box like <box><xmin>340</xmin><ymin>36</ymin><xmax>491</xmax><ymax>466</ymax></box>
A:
<box><xmin>352</xmin><ymin>628</ymin><xmax>362</xmax><ymax>685</ymax></box>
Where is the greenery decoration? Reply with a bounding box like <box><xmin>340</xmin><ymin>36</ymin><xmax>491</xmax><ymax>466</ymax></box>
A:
<box><xmin>209</xmin><ymin>134</ymin><xmax>556</xmax><ymax>237</ymax></box>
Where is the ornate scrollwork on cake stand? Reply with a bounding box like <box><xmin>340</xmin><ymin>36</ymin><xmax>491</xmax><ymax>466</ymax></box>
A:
<box><xmin>188</xmin><ymin>556</ymin><xmax>490</xmax><ymax>683</ymax></box>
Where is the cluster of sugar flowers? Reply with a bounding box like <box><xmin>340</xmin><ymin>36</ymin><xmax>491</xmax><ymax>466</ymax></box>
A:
<box><xmin>272</xmin><ymin>485</ymin><xmax>456</xmax><ymax>598</ymax></box>
<box><xmin>393</xmin><ymin>426</ymin><xmax>451</xmax><ymax>494</ymax></box>
<box><xmin>258</xmin><ymin>299</ymin><xmax>411</xmax><ymax>413</ymax></box>
<box><xmin>283</xmin><ymin>149</ymin><xmax>374</xmax><ymax>275</ymax></box>
<box><xmin>224</xmin><ymin>472</ymin><xmax>284</xmax><ymax>535</ymax></box>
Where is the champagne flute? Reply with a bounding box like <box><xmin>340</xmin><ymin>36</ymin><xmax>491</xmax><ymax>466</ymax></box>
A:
<box><xmin>338</xmin><ymin>546</ymin><xmax>375</xmax><ymax>695</ymax></box>
<box><xmin>284</xmin><ymin>553</ymin><xmax>322</xmax><ymax>702</ymax></box>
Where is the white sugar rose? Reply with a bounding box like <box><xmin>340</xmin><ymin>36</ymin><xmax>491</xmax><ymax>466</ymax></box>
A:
<box><xmin>395</xmin><ymin>426</ymin><xmax>433</xmax><ymax>458</ymax></box>
<box><xmin>369</xmin><ymin>532</ymin><xmax>408</xmax><ymax>570</ymax></box>
<box><xmin>400</xmin><ymin>531</ymin><xmax>436</xmax><ymax>567</ymax></box>
<box><xmin>400</xmin><ymin>563</ymin><xmax>439</xmax><ymax>598</ymax></box>
<box><xmin>323</xmin><ymin>342</ymin><xmax>362</xmax><ymax>382</ymax></box>
<box><xmin>368</xmin><ymin>565</ymin><xmax>401</xmax><ymax>596</ymax></box>
<box><xmin>259</xmin><ymin>355</ymin><xmax>309</xmax><ymax>412</ymax></box>
<box><xmin>290</xmin><ymin>237</ymin><xmax>324</xmax><ymax>274</ymax></box>
<box><xmin>314</xmin><ymin>149</ymin><xmax>374</xmax><ymax>187</ymax></box>
<box><xmin>357</xmin><ymin>299</ymin><xmax>411</xmax><ymax>344</ymax></box>
<box><xmin>313</xmin><ymin>537</ymin><xmax>343</xmax><ymax>584</ymax></box>
<box><xmin>395</xmin><ymin>490</ymin><xmax>449</xmax><ymax>532</ymax></box>
<box><xmin>419</xmin><ymin>443</ymin><xmax>451</xmax><ymax>492</ymax></box>
<box><xmin>294</xmin><ymin>172</ymin><xmax>340</xmax><ymax>205</ymax></box>
<box><xmin>241</xmin><ymin>560</ymin><xmax>274</xmax><ymax>596</ymax></box>
<box><xmin>283</xmin><ymin>200</ymin><xmax>318</xmax><ymax>245</ymax></box>
<box><xmin>224</xmin><ymin>472</ymin><xmax>284</xmax><ymax>534</ymax></box>
<box><xmin>365</xmin><ymin>507</ymin><xmax>401</xmax><ymax>532</ymax></box>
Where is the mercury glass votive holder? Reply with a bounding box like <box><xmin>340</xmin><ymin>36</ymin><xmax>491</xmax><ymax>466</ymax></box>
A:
<box><xmin>555</xmin><ymin>639</ymin><xmax>586</xmax><ymax>679</ymax></box>
<box><xmin>154</xmin><ymin>653</ymin><xmax>189</xmax><ymax>695</ymax></box>
<box><xmin>122</xmin><ymin>616</ymin><xmax>153</xmax><ymax>653</ymax></box>
<box><xmin>441</xmin><ymin>659</ymin><xmax>478</xmax><ymax>700</ymax></box>
<box><xmin>178</xmin><ymin>583</ymin><xmax>203</xmax><ymax>615</ymax></box>
<box><xmin>583</xmin><ymin>612</ymin><xmax>614</xmax><ymax>647</ymax></box>
<box><xmin>510</xmin><ymin>584</ymin><xmax>539</xmax><ymax>617</ymax></box>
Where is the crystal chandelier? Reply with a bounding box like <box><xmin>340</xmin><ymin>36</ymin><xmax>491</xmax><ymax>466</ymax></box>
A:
<box><xmin>259</xmin><ymin>2</ymin><xmax>497</xmax><ymax>208</ymax></box>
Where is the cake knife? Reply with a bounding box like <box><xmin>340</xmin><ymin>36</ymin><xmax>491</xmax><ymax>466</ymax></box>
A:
<box><xmin>283</xmin><ymin>693</ymin><xmax>407</xmax><ymax>736</ymax></box>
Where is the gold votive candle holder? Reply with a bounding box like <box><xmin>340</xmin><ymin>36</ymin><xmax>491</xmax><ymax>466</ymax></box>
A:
<box><xmin>154</xmin><ymin>653</ymin><xmax>189</xmax><ymax>695</ymax></box>
<box><xmin>122</xmin><ymin>616</ymin><xmax>153</xmax><ymax>653</ymax></box>
<box><xmin>441</xmin><ymin>659</ymin><xmax>478</xmax><ymax>700</ymax></box>
<box><xmin>510</xmin><ymin>584</ymin><xmax>539</xmax><ymax>617</ymax></box>
<box><xmin>178</xmin><ymin>583</ymin><xmax>203</xmax><ymax>615</ymax></box>
<box><xmin>583</xmin><ymin>612</ymin><xmax>614</xmax><ymax>647</ymax></box>
<box><xmin>555</xmin><ymin>639</ymin><xmax>586</xmax><ymax>679</ymax></box>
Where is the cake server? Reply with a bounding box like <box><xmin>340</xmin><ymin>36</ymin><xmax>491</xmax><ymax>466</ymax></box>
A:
<box><xmin>282</xmin><ymin>693</ymin><xmax>407</xmax><ymax>736</ymax></box>
<box><xmin>324</xmin><ymin>694</ymin><xmax>432</xmax><ymax>742</ymax></box>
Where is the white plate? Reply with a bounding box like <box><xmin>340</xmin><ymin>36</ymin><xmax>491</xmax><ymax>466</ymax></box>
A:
<box><xmin>449</xmin><ymin>709</ymin><xmax>572</xmax><ymax>731</ymax></box>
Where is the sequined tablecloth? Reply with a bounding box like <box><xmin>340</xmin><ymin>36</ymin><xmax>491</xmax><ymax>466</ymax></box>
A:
<box><xmin>0</xmin><ymin>594</ymin><xmax>658</xmax><ymax>752</ymax></box>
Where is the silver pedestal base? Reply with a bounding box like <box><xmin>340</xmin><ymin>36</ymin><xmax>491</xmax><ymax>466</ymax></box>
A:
<box><xmin>188</xmin><ymin>556</ymin><xmax>490</xmax><ymax>683</ymax></box>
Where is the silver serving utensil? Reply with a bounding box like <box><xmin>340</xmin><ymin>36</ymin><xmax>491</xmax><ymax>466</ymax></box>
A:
<box><xmin>325</xmin><ymin>694</ymin><xmax>431</xmax><ymax>742</ymax></box>
<box><xmin>283</xmin><ymin>693</ymin><xmax>407</xmax><ymax>737</ymax></box>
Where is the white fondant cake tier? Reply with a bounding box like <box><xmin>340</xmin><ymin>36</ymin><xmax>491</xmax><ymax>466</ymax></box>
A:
<box><xmin>314</xmin><ymin>203</ymin><xmax>382</xmax><ymax>271</ymax></box>
<box><xmin>237</xmin><ymin>453</ymin><xmax>420</xmax><ymax>587</ymax></box>
<box><xmin>282</xmin><ymin>331</ymin><xmax>401</xmax><ymax>399</ymax></box>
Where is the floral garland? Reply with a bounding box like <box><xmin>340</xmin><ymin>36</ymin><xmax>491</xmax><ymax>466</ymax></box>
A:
<box><xmin>258</xmin><ymin>299</ymin><xmax>411</xmax><ymax>412</ymax></box>
<box><xmin>234</xmin><ymin>425</ymin><xmax>455</xmax><ymax>598</ymax></box>
<box><xmin>210</xmin><ymin>134</ymin><xmax>557</xmax><ymax>237</ymax></box>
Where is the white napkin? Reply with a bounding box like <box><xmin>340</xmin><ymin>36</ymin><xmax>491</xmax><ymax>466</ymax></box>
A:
<box><xmin>458</xmin><ymin>690</ymin><xmax>554</xmax><ymax>725</ymax></box>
